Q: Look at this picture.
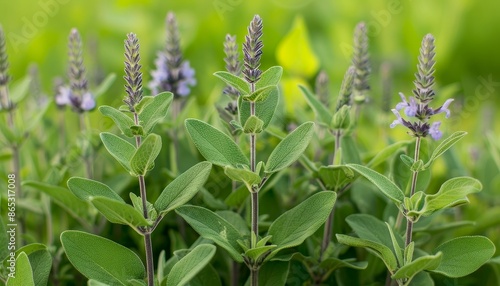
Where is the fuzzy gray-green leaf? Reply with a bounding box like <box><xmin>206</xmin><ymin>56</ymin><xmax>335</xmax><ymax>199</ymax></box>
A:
<box><xmin>99</xmin><ymin>106</ymin><xmax>135</xmax><ymax>137</ymax></box>
<box><xmin>130</xmin><ymin>133</ymin><xmax>162</xmax><ymax>176</ymax></box>
<box><xmin>167</xmin><ymin>244</ymin><xmax>216</xmax><ymax>286</ymax></box>
<box><xmin>214</xmin><ymin>71</ymin><xmax>250</xmax><ymax>95</ymax></box>
<box><xmin>268</xmin><ymin>191</ymin><xmax>336</xmax><ymax>257</ymax></box>
<box><xmin>185</xmin><ymin>119</ymin><xmax>249</xmax><ymax>167</ymax></box>
<box><xmin>154</xmin><ymin>162</ymin><xmax>212</xmax><ymax>215</ymax></box>
<box><xmin>60</xmin><ymin>231</ymin><xmax>145</xmax><ymax>285</ymax></box>
<box><xmin>138</xmin><ymin>92</ymin><xmax>173</xmax><ymax>134</ymax></box>
<box><xmin>347</xmin><ymin>164</ymin><xmax>404</xmax><ymax>204</ymax></box>
<box><xmin>265</xmin><ymin>122</ymin><xmax>315</xmax><ymax>174</ymax></box>
<box><xmin>67</xmin><ymin>177</ymin><xmax>124</xmax><ymax>203</ymax></box>
<box><xmin>431</xmin><ymin>236</ymin><xmax>495</xmax><ymax>278</ymax></box>
<box><xmin>100</xmin><ymin>132</ymin><xmax>136</xmax><ymax>172</ymax></box>
<box><xmin>176</xmin><ymin>206</ymin><xmax>244</xmax><ymax>262</ymax></box>
<box><xmin>90</xmin><ymin>196</ymin><xmax>151</xmax><ymax>229</ymax></box>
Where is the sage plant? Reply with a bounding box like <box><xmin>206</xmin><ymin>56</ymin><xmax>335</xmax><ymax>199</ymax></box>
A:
<box><xmin>336</xmin><ymin>34</ymin><xmax>495</xmax><ymax>286</ymax></box>
<box><xmin>61</xmin><ymin>32</ymin><xmax>215</xmax><ymax>286</ymax></box>
<box><xmin>179</xmin><ymin>15</ymin><xmax>336</xmax><ymax>286</ymax></box>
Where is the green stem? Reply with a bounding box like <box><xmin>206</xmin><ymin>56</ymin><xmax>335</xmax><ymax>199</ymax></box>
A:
<box><xmin>79</xmin><ymin>113</ymin><xmax>93</xmax><ymax>179</ymax></box>
<box><xmin>250</xmin><ymin>268</ymin><xmax>258</xmax><ymax>286</ymax></box>
<box><xmin>249</xmin><ymin>82</ymin><xmax>259</xmax><ymax>284</ymax></box>
<box><xmin>134</xmin><ymin>112</ymin><xmax>154</xmax><ymax>286</ymax></box>
<box><xmin>405</xmin><ymin>137</ymin><xmax>421</xmax><ymax>247</ymax></box>
<box><xmin>319</xmin><ymin>129</ymin><xmax>342</xmax><ymax>261</ymax></box>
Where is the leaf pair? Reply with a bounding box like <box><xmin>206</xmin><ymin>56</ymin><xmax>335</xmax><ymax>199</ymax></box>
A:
<box><xmin>100</xmin><ymin>92</ymin><xmax>173</xmax><ymax>137</ymax></box>
<box><xmin>185</xmin><ymin>119</ymin><xmax>315</xmax><ymax>175</ymax></box>
<box><xmin>176</xmin><ymin>191</ymin><xmax>336</xmax><ymax>263</ymax></box>
<box><xmin>67</xmin><ymin>162</ymin><xmax>212</xmax><ymax>231</ymax></box>
<box><xmin>101</xmin><ymin>132</ymin><xmax>161</xmax><ymax>177</ymax></box>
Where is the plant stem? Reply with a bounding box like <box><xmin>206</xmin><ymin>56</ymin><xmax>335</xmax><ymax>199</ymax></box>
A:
<box><xmin>134</xmin><ymin>112</ymin><xmax>154</xmax><ymax>286</ymax></box>
<box><xmin>405</xmin><ymin>137</ymin><xmax>421</xmax><ymax>247</ymax></box>
<box><xmin>319</xmin><ymin>129</ymin><xmax>342</xmax><ymax>261</ymax></box>
<box><xmin>250</xmin><ymin>268</ymin><xmax>258</xmax><ymax>286</ymax></box>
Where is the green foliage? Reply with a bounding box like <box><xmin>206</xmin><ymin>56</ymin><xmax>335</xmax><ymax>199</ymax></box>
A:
<box><xmin>176</xmin><ymin>206</ymin><xmax>244</xmax><ymax>262</ymax></box>
<box><xmin>100</xmin><ymin>132</ymin><xmax>136</xmax><ymax>172</ymax></box>
<box><xmin>60</xmin><ymin>231</ymin><xmax>146</xmax><ymax>285</ymax></box>
<box><xmin>90</xmin><ymin>196</ymin><xmax>152</xmax><ymax>229</ymax></box>
<box><xmin>166</xmin><ymin>244</ymin><xmax>216</xmax><ymax>286</ymax></box>
<box><xmin>268</xmin><ymin>191</ymin><xmax>336</xmax><ymax>257</ymax></box>
<box><xmin>265</xmin><ymin>122</ymin><xmax>315</xmax><ymax>174</ymax></box>
<box><xmin>130</xmin><ymin>133</ymin><xmax>162</xmax><ymax>176</ymax></box>
<box><xmin>347</xmin><ymin>164</ymin><xmax>405</xmax><ymax>204</ymax></box>
<box><xmin>99</xmin><ymin>106</ymin><xmax>135</xmax><ymax>137</ymax></box>
<box><xmin>138</xmin><ymin>92</ymin><xmax>173</xmax><ymax>135</ymax></box>
<box><xmin>154</xmin><ymin>161</ymin><xmax>212</xmax><ymax>215</ymax></box>
<box><xmin>67</xmin><ymin>177</ymin><xmax>124</xmax><ymax>202</ymax></box>
<box><xmin>185</xmin><ymin>119</ymin><xmax>249</xmax><ymax>167</ymax></box>
<box><xmin>6</xmin><ymin>252</ymin><xmax>34</xmax><ymax>286</ymax></box>
<box><xmin>431</xmin><ymin>236</ymin><xmax>496</xmax><ymax>278</ymax></box>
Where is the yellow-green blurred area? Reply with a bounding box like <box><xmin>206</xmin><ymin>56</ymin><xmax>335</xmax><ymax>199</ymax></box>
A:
<box><xmin>1</xmin><ymin>0</ymin><xmax>499</xmax><ymax>148</ymax></box>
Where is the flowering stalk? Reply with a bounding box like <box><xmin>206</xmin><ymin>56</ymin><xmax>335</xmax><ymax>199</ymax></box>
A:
<box><xmin>352</xmin><ymin>22</ymin><xmax>370</xmax><ymax>107</ymax></box>
<box><xmin>0</xmin><ymin>25</ymin><xmax>25</xmax><ymax>245</ymax></box>
<box><xmin>242</xmin><ymin>14</ymin><xmax>263</xmax><ymax>286</ymax></box>
<box><xmin>125</xmin><ymin>33</ymin><xmax>154</xmax><ymax>286</ymax></box>
<box><xmin>319</xmin><ymin>66</ymin><xmax>355</xmax><ymax>261</ymax></box>
<box><xmin>389</xmin><ymin>34</ymin><xmax>453</xmax><ymax>248</ymax></box>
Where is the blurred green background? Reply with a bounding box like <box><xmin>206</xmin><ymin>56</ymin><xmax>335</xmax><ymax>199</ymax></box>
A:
<box><xmin>1</xmin><ymin>0</ymin><xmax>499</xmax><ymax>164</ymax></box>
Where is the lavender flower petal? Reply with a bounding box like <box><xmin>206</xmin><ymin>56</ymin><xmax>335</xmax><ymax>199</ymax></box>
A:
<box><xmin>429</xmin><ymin>121</ymin><xmax>442</xmax><ymax>140</ymax></box>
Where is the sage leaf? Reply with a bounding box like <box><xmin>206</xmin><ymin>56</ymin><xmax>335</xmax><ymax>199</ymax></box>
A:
<box><xmin>346</xmin><ymin>164</ymin><xmax>405</xmax><ymax>204</ymax></box>
<box><xmin>60</xmin><ymin>231</ymin><xmax>146</xmax><ymax>284</ymax></box>
<box><xmin>167</xmin><ymin>244</ymin><xmax>216</xmax><ymax>286</ymax></box>
<box><xmin>265</xmin><ymin>122</ymin><xmax>315</xmax><ymax>174</ymax></box>
<box><xmin>300</xmin><ymin>85</ymin><xmax>332</xmax><ymax>126</ymax></box>
<box><xmin>100</xmin><ymin>132</ymin><xmax>136</xmax><ymax>172</ymax></box>
<box><xmin>67</xmin><ymin>177</ymin><xmax>124</xmax><ymax>202</ymax></box>
<box><xmin>185</xmin><ymin>119</ymin><xmax>249</xmax><ymax>167</ymax></box>
<box><xmin>90</xmin><ymin>196</ymin><xmax>151</xmax><ymax>228</ymax></box>
<box><xmin>138</xmin><ymin>92</ymin><xmax>173</xmax><ymax>134</ymax></box>
<box><xmin>176</xmin><ymin>205</ymin><xmax>244</xmax><ymax>262</ymax></box>
<box><xmin>213</xmin><ymin>71</ymin><xmax>250</xmax><ymax>95</ymax></box>
<box><xmin>154</xmin><ymin>162</ymin><xmax>212</xmax><ymax>215</ymax></box>
<box><xmin>6</xmin><ymin>252</ymin><xmax>34</xmax><ymax>286</ymax></box>
<box><xmin>99</xmin><ymin>105</ymin><xmax>135</xmax><ymax>137</ymax></box>
<box><xmin>130</xmin><ymin>133</ymin><xmax>162</xmax><ymax>176</ymax></box>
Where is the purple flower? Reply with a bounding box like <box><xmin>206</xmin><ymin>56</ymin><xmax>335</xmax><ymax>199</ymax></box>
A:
<box><xmin>395</xmin><ymin>93</ymin><xmax>418</xmax><ymax>117</ymax></box>
<box><xmin>55</xmin><ymin>85</ymin><xmax>95</xmax><ymax>112</ymax></box>
<box><xmin>429</xmin><ymin>121</ymin><xmax>442</xmax><ymax>140</ymax></box>
<box><xmin>149</xmin><ymin>53</ymin><xmax>196</xmax><ymax>97</ymax></box>
<box><xmin>432</xmin><ymin>98</ymin><xmax>454</xmax><ymax>118</ymax></box>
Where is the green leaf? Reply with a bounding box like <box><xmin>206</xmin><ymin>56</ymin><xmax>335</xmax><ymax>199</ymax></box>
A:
<box><xmin>265</xmin><ymin>122</ymin><xmax>315</xmax><ymax>174</ymax></box>
<box><xmin>167</xmin><ymin>244</ymin><xmax>216</xmax><ymax>286</ymax></box>
<box><xmin>366</xmin><ymin>141</ymin><xmax>410</xmax><ymax>168</ymax></box>
<box><xmin>61</xmin><ymin>231</ymin><xmax>145</xmax><ymax>284</ymax></box>
<box><xmin>26</xmin><ymin>249</ymin><xmax>52</xmax><ymax>286</ymax></box>
<box><xmin>99</xmin><ymin>106</ymin><xmax>135</xmax><ymax>137</ymax></box>
<box><xmin>276</xmin><ymin>15</ymin><xmax>319</xmax><ymax>77</ymax></box>
<box><xmin>346</xmin><ymin>164</ymin><xmax>405</xmax><ymax>204</ymax></box>
<box><xmin>213</xmin><ymin>71</ymin><xmax>250</xmax><ymax>95</ymax></box>
<box><xmin>242</xmin><ymin>115</ymin><xmax>264</xmax><ymax>134</ymax></box>
<box><xmin>224</xmin><ymin>166</ymin><xmax>261</xmax><ymax>191</ymax></box>
<box><xmin>425</xmin><ymin>131</ymin><xmax>467</xmax><ymax>167</ymax></box>
<box><xmin>88</xmin><ymin>280</ymin><xmax>109</xmax><ymax>286</ymax></box>
<box><xmin>67</xmin><ymin>177</ymin><xmax>124</xmax><ymax>202</ymax></box>
<box><xmin>255</xmin><ymin>66</ymin><xmax>283</xmax><ymax>89</ymax></box>
<box><xmin>242</xmin><ymin>85</ymin><xmax>277</xmax><ymax>102</ymax></box>
<box><xmin>185</xmin><ymin>119</ymin><xmax>249</xmax><ymax>167</ymax></box>
<box><xmin>409</xmin><ymin>272</ymin><xmax>434</xmax><ymax>286</ymax></box>
<box><xmin>245</xmin><ymin>245</ymin><xmax>277</xmax><ymax>261</ymax></box>
<box><xmin>268</xmin><ymin>191</ymin><xmax>336</xmax><ymax>257</ymax></box>
<box><xmin>130</xmin><ymin>133</ymin><xmax>162</xmax><ymax>176</ymax></box>
<box><xmin>300</xmin><ymin>85</ymin><xmax>332</xmax><ymax>126</ymax></box>
<box><xmin>224</xmin><ymin>184</ymin><xmax>249</xmax><ymax>207</ymax></box>
<box><xmin>9</xmin><ymin>76</ymin><xmax>31</xmax><ymax>104</ymax></box>
<box><xmin>239</xmin><ymin>89</ymin><xmax>278</xmax><ymax>130</ymax></box>
<box><xmin>431</xmin><ymin>236</ymin><xmax>496</xmax><ymax>278</ymax></box>
<box><xmin>90</xmin><ymin>196</ymin><xmax>151</xmax><ymax>229</ymax></box>
<box><xmin>2</xmin><ymin>243</ymin><xmax>46</xmax><ymax>268</ymax></box>
<box><xmin>154</xmin><ymin>162</ymin><xmax>212</xmax><ymax>215</ymax></box>
<box><xmin>134</xmin><ymin>96</ymin><xmax>155</xmax><ymax>114</ymax></box>
<box><xmin>341</xmin><ymin>135</ymin><xmax>362</xmax><ymax>164</ymax></box>
<box><xmin>345</xmin><ymin>214</ymin><xmax>404</xmax><ymax>255</ymax></box>
<box><xmin>176</xmin><ymin>206</ymin><xmax>244</xmax><ymax>262</ymax></box>
<box><xmin>138</xmin><ymin>92</ymin><xmax>173</xmax><ymax>134</ymax></box>
<box><xmin>6</xmin><ymin>252</ymin><xmax>34</xmax><ymax>286</ymax></box>
<box><xmin>336</xmin><ymin>234</ymin><xmax>398</xmax><ymax>272</ymax></box>
<box><xmin>318</xmin><ymin>165</ymin><xmax>355</xmax><ymax>189</ymax></box>
<box><xmin>258</xmin><ymin>261</ymin><xmax>289</xmax><ymax>286</ymax></box>
<box><xmin>100</xmin><ymin>132</ymin><xmax>136</xmax><ymax>172</ymax></box>
<box><xmin>319</xmin><ymin>258</ymin><xmax>367</xmax><ymax>280</ymax></box>
<box><xmin>24</xmin><ymin>181</ymin><xmax>90</xmax><ymax>221</ymax></box>
<box><xmin>423</xmin><ymin>177</ymin><xmax>482</xmax><ymax>215</ymax></box>
<box><xmin>392</xmin><ymin>253</ymin><xmax>442</xmax><ymax>280</ymax></box>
